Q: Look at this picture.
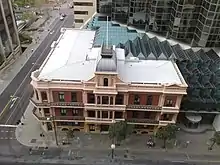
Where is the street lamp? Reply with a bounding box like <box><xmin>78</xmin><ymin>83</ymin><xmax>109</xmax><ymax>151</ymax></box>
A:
<box><xmin>110</xmin><ymin>144</ymin><xmax>115</xmax><ymax>159</ymax></box>
<box><xmin>47</xmin><ymin>115</ymin><xmax>58</xmax><ymax>146</ymax></box>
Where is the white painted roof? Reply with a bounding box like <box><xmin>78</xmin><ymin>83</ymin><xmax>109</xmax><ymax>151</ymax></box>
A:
<box><xmin>38</xmin><ymin>28</ymin><xmax>184</xmax><ymax>85</ymax></box>
<box><xmin>117</xmin><ymin>60</ymin><xmax>181</xmax><ymax>84</ymax></box>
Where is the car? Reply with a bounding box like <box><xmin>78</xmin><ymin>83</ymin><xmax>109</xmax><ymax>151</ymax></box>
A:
<box><xmin>60</xmin><ymin>16</ymin><xmax>64</xmax><ymax>20</ymax></box>
<box><xmin>61</xmin><ymin>13</ymin><xmax>66</xmax><ymax>17</ymax></box>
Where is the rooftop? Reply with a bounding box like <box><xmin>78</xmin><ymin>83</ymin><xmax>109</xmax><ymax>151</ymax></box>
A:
<box><xmin>37</xmin><ymin>28</ymin><xmax>185</xmax><ymax>85</ymax></box>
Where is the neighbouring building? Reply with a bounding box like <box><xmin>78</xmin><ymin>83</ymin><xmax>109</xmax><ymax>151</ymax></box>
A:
<box><xmin>98</xmin><ymin>0</ymin><xmax>220</xmax><ymax>47</ymax></box>
<box><xmin>30</xmin><ymin>28</ymin><xmax>187</xmax><ymax>134</ymax></box>
<box><xmin>73</xmin><ymin>0</ymin><xmax>96</xmax><ymax>28</ymax></box>
<box><xmin>0</xmin><ymin>0</ymin><xmax>21</xmax><ymax>67</ymax></box>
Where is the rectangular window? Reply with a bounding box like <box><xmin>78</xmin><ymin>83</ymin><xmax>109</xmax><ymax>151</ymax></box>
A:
<box><xmin>134</xmin><ymin>95</ymin><xmax>140</xmax><ymax>105</ymax></box>
<box><xmin>164</xmin><ymin>97</ymin><xmax>175</xmax><ymax>107</ymax></box>
<box><xmin>74</xmin><ymin>11</ymin><xmax>88</xmax><ymax>15</ymax></box>
<box><xmin>102</xmin><ymin>96</ymin><xmax>109</xmax><ymax>104</ymax></box>
<box><xmin>60</xmin><ymin>109</ymin><xmax>67</xmax><ymax>116</ymax></box>
<box><xmin>71</xmin><ymin>92</ymin><xmax>77</xmax><ymax>102</ymax></box>
<box><xmin>146</xmin><ymin>95</ymin><xmax>153</xmax><ymax>105</ymax></box>
<box><xmin>87</xmin><ymin>111</ymin><xmax>95</xmax><ymax>117</ymax></box>
<box><xmin>41</xmin><ymin>91</ymin><xmax>47</xmax><ymax>101</ymax></box>
<box><xmin>115</xmin><ymin>94</ymin><xmax>124</xmax><ymax>105</ymax></box>
<box><xmin>44</xmin><ymin>108</ymin><xmax>50</xmax><ymax>114</ymax></box>
<box><xmin>102</xmin><ymin>111</ymin><xmax>108</xmax><ymax>118</ymax></box>
<box><xmin>87</xmin><ymin>93</ymin><xmax>95</xmax><ymax>103</ymax></box>
<box><xmin>72</xmin><ymin>109</ymin><xmax>78</xmax><ymax>116</ymax></box>
<box><xmin>73</xmin><ymin>2</ymin><xmax>93</xmax><ymax>6</ymax></box>
<box><xmin>75</xmin><ymin>19</ymin><xmax>84</xmax><ymax>23</ymax></box>
<box><xmin>58</xmin><ymin>92</ymin><xmax>65</xmax><ymax>102</ymax></box>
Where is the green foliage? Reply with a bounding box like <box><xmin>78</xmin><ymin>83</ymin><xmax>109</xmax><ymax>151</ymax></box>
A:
<box><xmin>156</xmin><ymin>124</ymin><xmax>179</xmax><ymax>148</ymax></box>
<box><xmin>209</xmin><ymin>131</ymin><xmax>220</xmax><ymax>150</ymax></box>
<box><xmin>19</xmin><ymin>33</ymin><xmax>32</xmax><ymax>44</ymax></box>
<box><xmin>21</xmin><ymin>12</ymin><xmax>34</xmax><ymax>21</ymax></box>
<box><xmin>108</xmin><ymin>121</ymin><xmax>134</xmax><ymax>144</ymax></box>
<box><xmin>14</xmin><ymin>0</ymin><xmax>35</xmax><ymax>7</ymax></box>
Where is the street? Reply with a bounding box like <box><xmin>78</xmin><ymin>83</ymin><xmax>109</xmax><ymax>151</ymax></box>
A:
<box><xmin>0</xmin><ymin>14</ymin><xmax>74</xmax><ymax>125</ymax></box>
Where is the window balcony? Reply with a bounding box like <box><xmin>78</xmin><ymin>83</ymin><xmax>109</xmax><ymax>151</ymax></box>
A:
<box><xmin>126</xmin><ymin>104</ymin><xmax>162</xmax><ymax>111</ymax></box>
<box><xmin>30</xmin><ymin>98</ymin><xmax>84</xmax><ymax>108</ymax></box>
<box><xmin>54</xmin><ymin>116</ymin><xmax>85</xmax><ymax>121</ymax></box>
<box><xmin>159</xmin><ymin>120</ymin><xmax>176</xmax><ymax>126</ymax></box>
<box><xmin>84</xmin><ymin>103</ymin><xmax>126</xmax><ymax>111</ymax></box>
<box><xmin>126</xmin><ymin>118</ymin><xmax>159</xmax><ymax>125</ymax></box>
<box><xmin>85</xmin><ymin>117</ymin><xmax>124</xmax><ymax>123</ymax></box>
<box><xmin>33</xmin><ymin>108</ymin><xmax>85</xmax><ymax>121</ymax></box>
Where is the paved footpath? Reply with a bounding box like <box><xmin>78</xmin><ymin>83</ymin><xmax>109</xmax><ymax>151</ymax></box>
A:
<box><xmin>14</xmin><ymin>102</ymin><xmax>220</xmax><ymax>164</ymax></box>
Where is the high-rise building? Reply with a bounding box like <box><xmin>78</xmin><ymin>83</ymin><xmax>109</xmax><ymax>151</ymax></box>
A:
<box><xmin>0</xmin><ymin>0</ymin><xmax>21</xmax><ymax>66</ymax></box>
<box><xmin>98</xmin><ymin>0</ymin><xmax>220</xmax><ymax>47</ymax></box>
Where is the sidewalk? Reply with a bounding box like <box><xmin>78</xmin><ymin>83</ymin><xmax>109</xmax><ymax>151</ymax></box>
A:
<box><xmin>16</xmin><ymin>102</ymin><xmax>220</xmax><ymax>158</ymax></box>
<box><xmin>0</xmin><ymin>9</ymin><xmax>59</xmax><ymax>95</ymax></box>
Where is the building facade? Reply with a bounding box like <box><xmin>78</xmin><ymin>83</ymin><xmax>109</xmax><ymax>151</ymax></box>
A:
<box><xmin>73</xmin><ymin>0</ymin><xmax>97</xmax><ymax>28</ymax></box>
<box><xmin>30</xmin><ymin>28</ymin><xmax>187</xmax><ymax>135</ymax></box>
<box><xmin>0</xmin><ymin>0</ymin><xmax>21</xmax><ymax>66</ymax></box>
<box><xmin>98</xmin><ymin>0</ymin><xmax>220</xmax><ymax>47</ymax></box>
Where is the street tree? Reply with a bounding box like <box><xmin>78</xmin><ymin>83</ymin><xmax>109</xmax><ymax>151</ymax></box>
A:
<box><xmin>108</xmin><ymin>121</ymin><xmax>134</xmax><ymax>145</ymax></box>
<box><xmin>209</xmin><ymin>131</ymin><xmax>220</xmax><ymax>150</ymax></box>
<box><xmin>66</xmin><ymin>130</ymin><xmax>74</xmax><ymax>144</ymax></box>
<box><xmin>156</xmin><ymin>124</ymin><xmax>179</xmax><ymax>148</ymax></box>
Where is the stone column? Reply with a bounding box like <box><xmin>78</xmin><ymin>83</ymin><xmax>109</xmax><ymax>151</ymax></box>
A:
<box><xmin>175</xmin><ymin>95</ymin><xmax>183</xmax><ymax>108</ymax></box>
<box><xmin>159</xmin><ymin>94</ymin><xmax>165</xmax><ymax>106</ymax></box>
<box><xmin>37</xmin><ymin>89</ymin><xmax>42</xmax><ymax>102</ymax></box>
<box><xmin>83</xmin><ymin>91</ymin><xmax>87</xmax><ymax>103</ymax></box>
<box><xmin>124</xmin><ymin>93</ymin><xmax>129</xmax><ymax>105</ymax></box>
<box><xmin>113</xmin><ymin>96</ymin><xmax>116</xmax><ymax>105</ymax></box>
<box><xmin>46</xmin><ymin>90</ymin><xmax>50</xmax><ymax>102</ymax></box>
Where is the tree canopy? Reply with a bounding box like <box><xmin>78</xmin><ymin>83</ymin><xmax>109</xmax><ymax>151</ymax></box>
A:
<box><xmin>108</xmin><ymin>121</ymin><xmax>134</xmax><ymax>144</ymax></box>
<box><xmin>156</xmin><ymin>124</ymin><xmax>179</xmax><ymax>148</ymax></box>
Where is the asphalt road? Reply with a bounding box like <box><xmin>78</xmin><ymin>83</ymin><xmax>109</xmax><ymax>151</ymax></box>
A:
<box><xmin>0</xmin><ymin>14</ymin><xmax>74</xmax><ymax>125</ymax></box>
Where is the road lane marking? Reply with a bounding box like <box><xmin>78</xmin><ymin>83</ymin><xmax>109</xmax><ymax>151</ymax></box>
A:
<box><xmin>0</xmin><ymin>124</ymin><xmax>17</xmax><ymax>128</ymax></box>
<box><xmin>0</xmin><ymin>17</ymin><xmax>64</xmax><ymax>120</ymax></box>
<box><xmin>9</xmin><ymin>97</ymin><xmax>19</xmax><ymax>109</ymax></box>
<box><xmin>5</xmin><ymin>131</ymin><xmax>8</xmax><ymax>132</ymax></box>
<box><xmin>4</xmin><ymin>16</ymin><xmax>71</xmax><ymax>125</ymax></box>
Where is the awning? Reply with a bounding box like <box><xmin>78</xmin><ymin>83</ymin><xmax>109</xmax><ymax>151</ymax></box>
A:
<box><xmin>185</xmin><ymin>114</ymin><xmax>202</xmax><ymax>123</ymax></box>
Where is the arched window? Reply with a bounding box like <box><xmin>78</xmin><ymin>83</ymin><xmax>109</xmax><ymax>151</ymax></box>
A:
<box><xmin>103</xmin><ymin>78</ymin><xmax>108</xmax><ymax>86</ymax></box>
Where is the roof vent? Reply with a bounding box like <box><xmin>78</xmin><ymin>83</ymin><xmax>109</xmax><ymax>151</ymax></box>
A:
<box><xmin>101</xmin><ymin>44</ymin><xmax>113</xmax><ymax>59</ymax></box>
<box><xmin>129</xmin><ymin>57</ymin><xmax>139</xmax><ymax>61</ymax></box>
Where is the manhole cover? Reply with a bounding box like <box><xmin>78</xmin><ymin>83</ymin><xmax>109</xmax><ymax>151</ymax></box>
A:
<box><xmin>30</xmin><ymin>139</ymin><xmax>37</xmax><ymax>143</ymax></box>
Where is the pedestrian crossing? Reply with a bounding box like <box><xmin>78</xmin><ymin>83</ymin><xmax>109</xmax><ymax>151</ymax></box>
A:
<box><xmin>0</xmin><ymin>127</ymin><xmax>16</xmax><ymax>140</ymax></box>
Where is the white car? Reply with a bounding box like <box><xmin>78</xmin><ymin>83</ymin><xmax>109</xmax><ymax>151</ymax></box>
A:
<box><xmin>60</xmin><ymin>16</ymin><xmax>64</xmax><ymax>20</ymax></box>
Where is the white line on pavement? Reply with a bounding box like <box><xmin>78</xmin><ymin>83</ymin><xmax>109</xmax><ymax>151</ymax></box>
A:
<box><xmin>0</xmin><ymin>124</ymin><xmax>17</xmax><ymax>128</ymax></box>
<box><xmin>5</xmin><ymin>17</ymin><xmax>70</xmax><ymax>125</ymax></box>
<box><xmin>0</xmin><ymin>137</ymin><xmax>3</xmax><ymax>139</ymax></box>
